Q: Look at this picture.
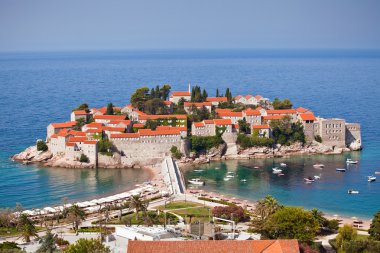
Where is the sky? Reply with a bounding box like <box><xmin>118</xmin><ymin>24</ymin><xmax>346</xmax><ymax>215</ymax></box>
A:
<box><xmin>0</xmin><ymin>0</ymin><xmax>379</xmax><ymax>52</ymax></box>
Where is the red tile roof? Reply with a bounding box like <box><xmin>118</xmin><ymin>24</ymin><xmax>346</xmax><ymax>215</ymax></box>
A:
<box><xmin>110</xmin><ymin>133</ymin><xmax>140</xmax><ymax>139</ymax></box>
<box><xmin>66</xmin><ymin>142</ymin><xmax>75</xmax><ymax>147</ymax></box>
<box><xmin>102</xmin><ymin>126</ymin><xmax>125</xmax><ymax>132</ymax></box>
<box><xmin>184</xmin><ymin>102</ymin><xmax>212</xmax><ymax>107</ymax></box>
<box><xmin>133</xmin><ymin>123</ymin><xmax>145</xmax><ymax>128</ymax></box>
<box><xmin>299</xmin><ymin>113</ymin><xmax>316</xmax><ymax>121</ymax></box>
<box><xmin>94</xmin><ymin>115</ymin><xmax>126</xmax><ymax>120</ymax></box>
<box><xmin>67</xmin><ymin>136</ymin><xmax>87</xmax><ymax>143</ymax></box>
<box><xmin>218</xmin><ymin>111</ymin><xmax>243</xmax><ymax>117</ymax></box>
<box><xmin>206</xmin><ymin>97</ymin><xmax>228</xmax><ymax>102</ymax></box>
<box><xmin>51</xmin><ymin>121</ymin><xmax>76</xmax><ymax>128</ymax></box>
<box><xmin>266</xmin><ymin>109</ymin><xmax>296</xmax><ymax>115</ymax></box>
<box><xmin>127</xmin><ymin>240</ymin><xmax>300</xmax><ymax>253</ymax></box>
<box><xmin>214</xmin><ymin>119</ymin><xmax>232</xmax><ymax>125</ymax></box>
<box><xmin>252</xmin><ymin>124</ymin><xmax>270</xmax><ymax>129</ymax></box>
<box><xmin>69</xmin><ymin>130</ymin><xmax>86</xmax><ymax>136</ymax></box>
<box><xmin>193</xmin><ymin>122</ymin><xmax>205</xmax><ymax>127</ymax></box>
<box><xmin>295</xmin><ymin>107</ymin><xmax>309</xmax><ymax>113</ymax></box>
<box><xmin>204</xmin><ymin>120</ymin><xmax>214</xmax><ymax>124</ymax></box>
<box><xmin>57</xmin><ymin>129</ymin><xmax>71</xmax><ymax>137</ymax></box>
<box><xmin>163</xmin><ymin>101</ymin><xmax>173</xmax><ymax>105</ymax></box>
<box><xmin>171</xmin><ymin>91</ymin><xmax>191</xmax><ymax>96</ymax></box>
<box><xmin>83</xmin><ymin>140</ymin><xmax>98</xmax><ymax>145</ymax></box>
<box><xmin>156</xmin><ymin>126</ymin><xmax>187</xmax><ymax>131</ymax></box>
<box><xmin>234</xmin><ymin>95</ymin><xmax>242</xmax><ymax>100</ymax></box>
<box><xmin>85</xmin><ymin>122</ymin><xmax>103</xmax><ymax>128</ymax></box>
<box><xmin>139</xmin><ymin>114</ymin><xmax>187</xmax><ymax>120</ymax></box>
<box><xmin>108</xmin><ymin>120</ymin><xmax>131</xmax><ymax>125</ymax></box>
<box><xmin>85</xmin><ymin>128</ymin><xmax>103</xmax><ymax>133</ymax></box>
<box><xmin>263</xmin><ymin>115</ymin><xmax>284</xmax><ymax>120</ymax></box>
<box><xmin>243</xmin><ymin>108</ymin><xmax>261</xmax><ymax>116</ymax></box>
<box><xmin>138</xmin><ymin>129</ymin><xmax>181</xmax><ymax>136</ymax></box>
<box><xmin>255</xmin><ymin>95</ymin><xmax>263</xmax><ymax>100</ymax></box>
<box><xmin>72</xmin><ymin>110</ymin><xmax>88</xmax><ymax>115</ymax></box>
<box><xmin>245</xmin><ymin>95</ymin><xmax>253</xmax><ymax>99</ymax></box>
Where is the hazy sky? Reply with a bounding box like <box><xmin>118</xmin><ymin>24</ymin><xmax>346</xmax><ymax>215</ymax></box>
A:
<box><xmin>0</xmin><ymin>0</ymin><xmax>379</xmax><ymax>51</ymax></box>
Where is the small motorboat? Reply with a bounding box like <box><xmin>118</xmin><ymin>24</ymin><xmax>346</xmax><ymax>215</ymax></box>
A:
<box><xmin>254</xmin><ymin>166</ymin><xmax>260</xmax><ymax>169</ymax></box>
<box><xmin>240</xmin><ymin>179</ymin><xmax>247</xmax><ymax>182</ymax></box>
<box><xmin>188</xmin><ymin>178</ymin><xmax>205</xmax><ymax>185</ymax></box>
<box><xmin>193</xmin><ymin>169</ymin><xmax>204</xmax><ymax>172</ymax></box>
<box><xmin>278</xmin><ymin>173</ymin><xmax>285</xmax><ymax>176</ymax></box>
<box><xmin>272</xmin><ymin>168</ymin><xmax>283</xmax><ymax>174</ymax></box>
<box><xmin>215</xmin><ymin>167</ymin><xmax>220</xmax><ymax>170</ymax></box>
<box><xmin>348</xmin><ymin>189</ymin><xmax>359</xmax><ymax>194</ymax></box>
<box><xmin>226</xmin><ymin>172</ymin><xmax>235</xmax><ymax>178</ymax></box>
<box><xmin>223</xmin><ymin>177</ymin><xmax>230</xmax><ymax>181</ymax></box>
<box><xmin>280</xmin><ymin>163</ymin><xmax>287</xmax><ymax>167</ymax></box>
<box><xmin>313</xmin><ymin>163</ymin><xmax>325</xmax><ymax>169</ymax></box>
<box><xmin>346</xmin><ymin>158</ymin><xmax>358</xmax><ymax>164</ymax></box>
<box><xmin>336</xmin><ymin>168</ymin><xmax>346</xmax><ymax>172</ymax></box>
<box><xmin>314</xmin><ymin>175</ymin><xmax>321</xmax><ymax>180</ymax></box>
<box><xmin>304</xmin><ymin>177</ymin><xmax>315</xmax><ymax>183</ymax></box>
<box><xmin>368</xmin><ymin>176</ymin><xmax>376</xmax><ymax>182</ymax></box>
<box><xmin>375</xmin><ymin>171</ymin><xmax>380</xmax><ymax>175</ymax></box>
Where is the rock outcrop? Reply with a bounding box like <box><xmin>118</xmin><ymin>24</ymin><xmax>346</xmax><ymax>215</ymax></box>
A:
<box><xmin>12</xmin><ymin>146</ymin><xmax>53</xmax><ymax>164</ymax></box>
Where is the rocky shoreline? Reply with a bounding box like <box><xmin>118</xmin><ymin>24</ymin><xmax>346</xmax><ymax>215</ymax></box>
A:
<box><xmin>12</xmin><ymin>139</ymin><xmax>361</xmax><ymax>170</ymax></box>
<box><xmin>178</xmin><ymin>140</ymin><xmax>361</xmax><ymax>167</ymax></box>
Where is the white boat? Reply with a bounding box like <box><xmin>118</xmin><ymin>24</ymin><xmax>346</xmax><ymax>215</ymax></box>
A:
<box><xmin>313</xmin><ymin>163</ymin><xmax>325</xmax><ymax>168</ymax></box>
<box><xmin>375</xmin><ymin>171</ymin><xmax>380</xmax><ymax>175</ymax></box>
<box><xmin>368</xmin><ymin>176</ymin><xmax>376</xmax><ymax>182</ymax></box>
<box><xmin>346</xmin><ymin>159</ymin><xmax>358</xmax><ymax>164</ymax></box>
<box><xmin>314</xmin><ymin>175</ymin><xmax>321</xmax><ymax>180</ymax></box>
<box><xmin>223</xmin><ymin>177</ymin><xmax>231</xmax><ymax>181</ymax></box>
<box><xmin>188</xmin><ymin>178</ymin><xmax>205</xmax><ymax>185</ymax></box>
<box><xmin>253</xmin><ymin>166</ymin><xmax>260</xmax><ymax>169</ymax></box>
<box><xmin>348</xmin><ymin>189</ymin><xmax>359</xmax><ymax>194</ymax></box>
<box><xmin>193</xmin><ymin>169</ymin><xmax>204</xmax><ymax>172</ymax></box>
<box><xmin>272</xmin><ymin>168</ymin><xmax>283</xmax><ymax>174</ymax></box>
<box><xmin>240</xmin><ymin>179</ymin><xmax>247</xmax><ymax>182</ymax></box>
<box><xmin>336</xmin><ymin>168</ymin><xmax>346</xmax><ymax>172</ymax></box>
<box><xmin>280</xmin><ymin>163</ymin><xmax>287</xmax><ymax>167</ymax></box>
<box><xmin>304</xmin><ymin>177</ymin><xmax>315</xmax><ymax>183</ymax></box>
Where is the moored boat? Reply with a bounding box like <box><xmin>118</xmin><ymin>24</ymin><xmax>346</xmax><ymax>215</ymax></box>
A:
<box><xmin>336</xmin><ymin>168</ymin><xmax>346</xmax><ymax>172</ymax></box>
<box><xmin>240</xmin><ymin>179</ymin><xmax>247</xmax><ymax>182</ymax></box>
<box><xmin>368</xmin><ymin>176</ymin><xmax>376</xmax><ymax>182</ymax></box>
<box><xmin>313</xmin><ymin>163</ymin><xmax>325</xmax><ymax>169</ymax></box>
<box><xmin>304</xmin><ymin>177</ymin><xmax>315</xmax><ymax>183</ymax></box>
<box><xmin>280</xmin><ymin>163</ymin><xmax>287</xmax><ymax>167</ymax></box>
<box><xmin>375</xmin><ymin>171</ymin><xmax>380</xmax><ymax>175</ymax></box>
<box><xmin>346</xmin><ymin>158</ymin><xmax>358</xmax><ymax>164</ymax></box>
<box><xmin>272</xmin><ymin>168</ymin><xmax>283</xmax><ymax>174</ymax></box>
<box><xmin>348</xmin><ymin>189</ymin><xmax>359</xmax><ymax>194</ymax></box>
<box><xmin>314</xmin><ymin>175</ymin><xmax>321</xmax><ymax>180</ymax></box>
<box><xmin>188</xmin><ymin>178</ymin><xmax>205</xmax><ymax>185</ymax></box>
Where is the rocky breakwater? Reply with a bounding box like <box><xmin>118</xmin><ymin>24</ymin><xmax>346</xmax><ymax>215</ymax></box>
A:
<box><xmin>12</xmin><ymin>145</ymin><xmax>95</xmax><ymax>169</ymax></box>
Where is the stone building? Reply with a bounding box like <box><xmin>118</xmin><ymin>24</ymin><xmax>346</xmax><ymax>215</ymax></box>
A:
<box><xmin>169</xmin><ymin>91</ymin><xmax>191</xmax><ymax>103</ymax></box>
<box><xmin>70</xmin><ymin>110</ymin><xmax>89</xmax><ymax>122</ymax></box>
<box><xmin>251</xmin><ymin>124</ymin><xmax>271</xmax><ymax>138</ymax></box>
<box><xmin>206</xmin><ymin>97</ymin><xmax>228</xmax><ymax>106</ymax></box>
<box><xmin>46</xmin><ymin>121</ymin><xmax>76</xmax><ymax>139</ymax></box>
<box><xmin>191</xmin><ymin>119</ymin><xmax>232</xmax><ymax>136</ymax></box>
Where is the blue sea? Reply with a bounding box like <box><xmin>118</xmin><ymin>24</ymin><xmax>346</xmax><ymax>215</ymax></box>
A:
<box><xmin>0</xmin><ymin>49</ymin><xmax>379</xmax><ymax>217</ymax></box>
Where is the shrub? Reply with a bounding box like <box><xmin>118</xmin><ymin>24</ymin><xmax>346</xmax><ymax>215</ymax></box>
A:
<box><xmin>55</xmin><ymin>237</ymin><xmax>69</xmax><ymax>246</ymax></box>
<box><xmin>314</xmin><ymin>135</ymin><xmax>322</xmax><ymax>143</ymax></box>
<box><xmin>170</xmin><ymin>146</ymin><xmax>183</xmax><ymax>160</ymax></box>
<box><xmin>326</xmin><ymin>219</ymin><xmax>339</xmax><ymax>231</ymax></box>
<box><xmin>36</xmin><ymin>140</ymin><xmax>48</xmax><ymax>151</ymax></box>
<box><xmin>189</xmin><ymin>135</ymin><xmax>224</xmax><ymax>154</ymax></box>
<box><xmin>237</xmin><ymin>134</ymin><xmax>274</xmax><ymax>149</ymax></box>
<box><xmin>0</xmin><ymin>241</ymin><xmax>21</xmax><ymax>250</ymax></box>
<box><xmin>98</xmin><ymin>139</ymin><xmax>112</xmax><ymax>153</ymax></box>
<box><xmin>212</xmin><ymin>205</ymin><xmax>247</xmax><ymax>222</ymax></box>
<box><xmin>79</xmin><ymin>154</ymin><xmax>89</xmax><ymax>163</ymax></box>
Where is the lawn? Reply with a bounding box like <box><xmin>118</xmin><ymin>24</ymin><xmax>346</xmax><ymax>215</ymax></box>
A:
<box><xmin>157</xmin><ymin>201</ymin><xmax>203</xmax><ymax>210</ymax></box>
<box><xmin>107</xmin><ymin>210</ymin><xmax>179</xmax><ymax>225</ymax></box>
<box><xmin>171</xmin><ymin>206</ymin><xmax>212</xmax><ymax>223</ymax></box>
<box><xmin>0</xmin><ymin>226</ymin><xmax>44</xmax><ymax>237</ymax></box>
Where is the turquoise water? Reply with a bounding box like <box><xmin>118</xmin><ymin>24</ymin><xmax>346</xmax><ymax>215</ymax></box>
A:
<box><xmin>0</xmin><ymin>49</ymin><xmax>379</xmax><ymax>213</ymax></box>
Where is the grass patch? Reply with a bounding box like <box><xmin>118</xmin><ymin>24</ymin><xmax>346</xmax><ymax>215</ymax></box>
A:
<box><xmin>107</xmin><ymin>211</ymin><xmax>179</xmax><ymax>226</ymax></box>
<box><xmin>157</xmin><ymin>201</ymin><xmax>202</xmax><ymax>210</ymax></box>
<box><xmin>171</xmin><ymin>206</ymin><xmax>212</xmax><ymax>223</ymax></box>
<box><xmin>0</xmin><ymin>226</ymin><xmax>44</xmax><ymax>237</ymax></box>
<box><xmin>100</xmin><ymin>152</ymin><xmax>113</xmax><ymax>156</ymax></box>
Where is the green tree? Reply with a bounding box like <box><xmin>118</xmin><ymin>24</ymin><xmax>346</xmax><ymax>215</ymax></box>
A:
<box><xmin>336</xmin><ymin>224</ymin><xmax>357</xmax><ymax>250</ymax></box>
<box><xmin>262</xmin><ymin>206</ymin><xmax>319</xmax><ymax>241</ymax></box>
<box><xmin>270</xmin><ymin>116</ymin><xmax>305</xmax><ymax>145</ymax></box>
<box><xmin>37</xmin><ymin>140</ymin><xmax>48</xmax><ymax>152</ymax></box>
<box><xmin>144</xmin><ymin>98</ymin><xmax>167</xmax><ymax>115</ymax></box>
<box><xmin>79</xmin><ymin>154</ymin><xmax>89</xmax><ymax>163</ymax></box>
<box><xmin>272</xmin><ymin>98</ymin><xmax>293</xmax><ymax>109</ymax></box>
<box><xmin>17</xmin><ymin>214</ymin><xmax>38</xmax><ymax>243</ymax></box>
<box><xmin>170</xmin><ymin>146</ymin><xmax>183</xmax><ymax>159</ymax></box>
<box><xmin>144</xmin><ymin>120</ymin><xmax>159</xmax><ymax>130</ymax></box>
<box><xmin>310</xmin><ymin>208</ymin><xmax>327</xmax><ymax>227</ymax></box>
<box><xmin>64</xmin><ymin>205</ymin><xmax>86</xmax><ymax>232</ymax></box>
<box><xmin>0</xmin><ymin>241</ymin><xmax>22</xmax><ymax>251</ymax></box>
<box><xmin>225</xmin><ymin>88</ymin><xmax>232</xmax><ymax>102</ymax></box>
<box><xmin>65</xmin><ymin>238</ymin><xmax>110</xmax><ymax>253</ymax></box>
<box><xmin>37</xmin><ymin>229</ymin><xmax>57</xmax><ymax>253</ymax></box>
<box><xmin>238</xmin><ymin>118</ymin><xmax>250</xmax><ymax>134</ymax></box>
<box><xmin>98</xmin><ymin>139</ymin><xmax>112</xmax><ymax>153</ymax></box>
<box><xmin>369</xmin><ymin>210</ymin><xmax>380</xmax><ymax>241</ymax></box>
<box><xmin>130</xmin><ymin>87</ymin><xmax>150</xmax><ymax>110</ymax></box>
<box><xmin>73</xmin><ymin>118</ymin><xmax>86</xmax><ymax>131</ymax></box>
<box><xmin>216</xmin><ymin>88</ymin><xmax>220</xmax><ymax>97</ymax></box>
<box><xmin>254</xmin><ymin>195</ymin><xmax>282</xmax><ymax>222</ymax></box>
<box><xmin>105</xmin><ymin>103</ymin><xmax>114</xmax><ymax>115</ymax></box>
<box><xmin>130</xmin><ymin>195</ymin><xmax>147</xmax><ymax>220</ymax></box>
<box><xmin>160</xmin><ymin>84</ymin><xmax>171</xmax><ymax>100</ymax></box>
<box><xmin>72</xmin><ymin>103</ymin><xmax>89</xmax><ymax>112</ymax></box>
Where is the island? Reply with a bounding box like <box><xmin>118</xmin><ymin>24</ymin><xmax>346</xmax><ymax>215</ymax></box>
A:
<box><xmin>12</xmin><ymin>84</ymin><xmax>362</xmax><ymax>169</ymax></box>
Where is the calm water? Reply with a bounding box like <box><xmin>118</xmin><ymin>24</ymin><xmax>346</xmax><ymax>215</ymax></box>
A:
<box><xmin>1</xmin><ymin>49</ymin><xmax>379</xmax><ymax>213</ymax></box>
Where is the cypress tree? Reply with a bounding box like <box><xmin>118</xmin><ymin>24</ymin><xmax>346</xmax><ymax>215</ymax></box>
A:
<box><xmin>216</xmin><ymin>88</ymin><xmax>219</xmax><ymax>97</ymax></box>
<box><xmin>105</xmin><ymin>103</ymin><xmax>114</xmax><ymax>115</ymax></box>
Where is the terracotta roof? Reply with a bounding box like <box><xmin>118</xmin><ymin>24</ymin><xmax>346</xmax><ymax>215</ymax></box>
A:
<box><xmin>193</xmin><ymin>122</ymin><xmax>205</xmax><ymax>127</ymax></box>
<box><xmin>69</xmin><ymin>130</ymin><xmax>86</xmax><ymax>136</ymax></box>
<box><xmin>139</xmin><ymin>114</ymin><xmax>187</xmax><ymax>120</ymax></box>
<box><xmin>66</xmin><ymin>142</ymin><xmax>75</xmax><ymax>147</ymax></box>
<box><xmin>263</xmin><ymin>115</ymin><xmax>284</xmax><ymax>120</ymax></box>
<box><xmin>233</xmin><ymin>123</ymin><xmax>239</xmax><ymax>129</ymax></box>
<box><xmin>156</xmin><ymin>126</ymin><xmax>187</xmax><ymax>131</ymax></box>
<box><xmin>234</xmin><ymin>95</ymin><xmax>242</xmax><ymax>100</ymax></box>
<box><xmin>214</xmin><ymin>119</ymin><xmax>232</xmax><ymax>125</ymax></box>
<box><xmin>295</xmin><ymin>107</ymin><xmax>309</xmax><ymax>113</ymax></box>
<box><xmin>255</xmin><ymin>95</ymin><xmax>263</xmax><ymax>100</ymax></box>
<box><xmin>110</xmin><ymin>133</ymin><xmax>140</xmax><ymax>138</ymax></box>
<box><xmin>83</xmin><ymin>140</ymin><xmax>98</xmax><ymax>145</ymax></box>
<box><xmin>133</xmin><ymin>123</ymin><xmax>145</xmax><ymax>128</ymax></box>
<box><xmin>299</xmin><ymin>113</ymin><xmax>316</xmax><ymax>121</ymax></box>
<box><xmin>102</xmin><ymin>126</ymin><xmax>125</xmax><ymax>132</ymax></box>
<box><xmin>184</xmin><ymin>102</ymin><xmax>212</xmax><ymax>107</ymax></box>
<box><xmin>85</xmin><ymin>128</ymin><xmax>103</xmax><ymax>133</ymax></box>
<box><xmin>163</xmin><ymin>101</ymin><xmax>173</xmax><ymax>105</ymax></box>
<box><xmin>252</xmin><ymin>124</ymin><xmax>270</xmax><ymax>129</ymax></box>
<box><xmin>57</xmin><ymin>129</ymin><xmax>71</xmax><ymax>137</ymax></box>
<box><xmin>171</xmin><ymin>91</ymin><xmax>191</xmax><ymax>96</ymax></box>
<box><xmin>94</xmin><ymin>115</ymin><xmax>126</xmax><ymax>120</ymax></box>
<box><xmin>215</xmin><ymin>108</ymin><xmax>232</xmax><ymax>113</ymax></box>
<box><xmin>127</xmin><ymin>240</ymin><xmax>300</xmax><ymax>253</ymax></box>
<box><xmin>243</xmin><ymin>108</ymin><xmax>261</xmax><ymax>116</ymax></box>
<box><xmin>206</xmin><ymin>97</ymin><xmax>228</xmax><ymax>102</ymax></box>
<box><xmin>67</xmin><ymin>136</ymin><xmax>87</xmax><ymax>143</ymax></box>
<box><xmin>204</xmin><ymin>120</ymin><xmax>214</xmax><ymax>124</ymax></box>
<box><xmin>138</xmin><ymin>129</ymin><xmax>181</xmax><ymax>136</ymax></box>
<box><xmin>51</xmin><ymin>121</ymin><xmax>76</xmax><ymax>128</ymax></box>
<box><xmin>85</xmin><ymin>122</ymin><xmax>103</xmax><ymax>128</ymax></box>
<box><xmin>72</xmin><ymin>110</ymin><xmax>88</xmax><ymax>115</ymax></box>
<box><xmin>245</xmin><ymin>95</ymin><xmax>253</xmax><ymax>99</ymax></box>
<box><xmin>266</xmin><ymin>109</ymin><xmax>296</xmax><ymax>115</ymax></box>
<box><xmin>134</xmin><ymin>110</ymin><xmax>146</xmax><ymax>116</ymax></box>
<box><xmin>50</xmin><ymin>134</ymin><xmax>58</xmax><ymax>138</ymax></box>
<box><xmin>217</xmin><ymin>110</ymin><xmax>243</xmax><ymax>117</ymax></box>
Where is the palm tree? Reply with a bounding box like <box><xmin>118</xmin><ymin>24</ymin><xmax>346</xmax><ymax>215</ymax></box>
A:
<box><xmin>17</xmin><ymin>213</ymin><xmax>38</xmax><ymax>243</ymax></box>
<box><xmin>64</xmin><ymin>205</ymin><xmax>86</xmax><ymax>232</ymax></box>
<box><xmin>130</xmin><ymin>195</ymin><xmax>144</xmax><ymax>220</ymax></box>
<box><xmin>311</xmin><ymin>208</ymin><xmax>326</xmax><ymax>227</ymax></box>
<box><xmin>37</xmin><ymin>229</ymin><xmax>57</xmax><ymax>253</ymax></box>
<box><xmin>254</xmin><ymin>195</ymin><xmax>282</xmax><ymax>221</ymax></box>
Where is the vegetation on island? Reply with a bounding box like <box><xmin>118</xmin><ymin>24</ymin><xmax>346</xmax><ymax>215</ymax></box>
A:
<box><xmin>212</xmin><ymin>205</ymin><xmax>248</xmax><ymax>222</ymax></box>
<box><xmin>37</xmin><ymin>140</ymin><xmax>48</xmax><ymax>152</ymax></box>
<box><xmin>315</xmin><ymin>134</ymin><xmax>322</xmax><ymax>143</ymax></box>
<box><xmin>65</xmin><ymin>238</ymin><xmax>110</xmax><ymax>253</ymax></box>
<box><xmin>170</xmin><ymin>146</ymin><xmax>183</xmax><ymax>160</ymax></box>
<box><xmin>272</xmin><ymin>98</ymin><xmax>293</xmax><ymax>109</ymax></box>
<box><xmin>72</xmin><ymin>103</ymin><xmax>90</xmax><ymax>112</ymax></box>
<box><xmin>79</xmin><ymin>154</ymin><xmax>89</xmax><ymax>163</ymax></box>
<box><xmin>130</xmin><ymin>84</ymin><xmax>171</xmax><ymax>114</ymax></box>
<box><xmin>237</xmin><ymin>134</ymin><xmax>274</xmax><ymax>148</ymax></box>
<box><xmin>189</xmin><ymin>135</ymin><xmax>224</xmax><ymax>155</ymax></box>
<box><xmin>191</xmin><ymin>85</ymin><xmax>208</xmax><ymax>102</ymax></box>
<box><xmin>270</xmin><ymin>115</ymin><xmax>306</xmax><ymax>145</ymax></box>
